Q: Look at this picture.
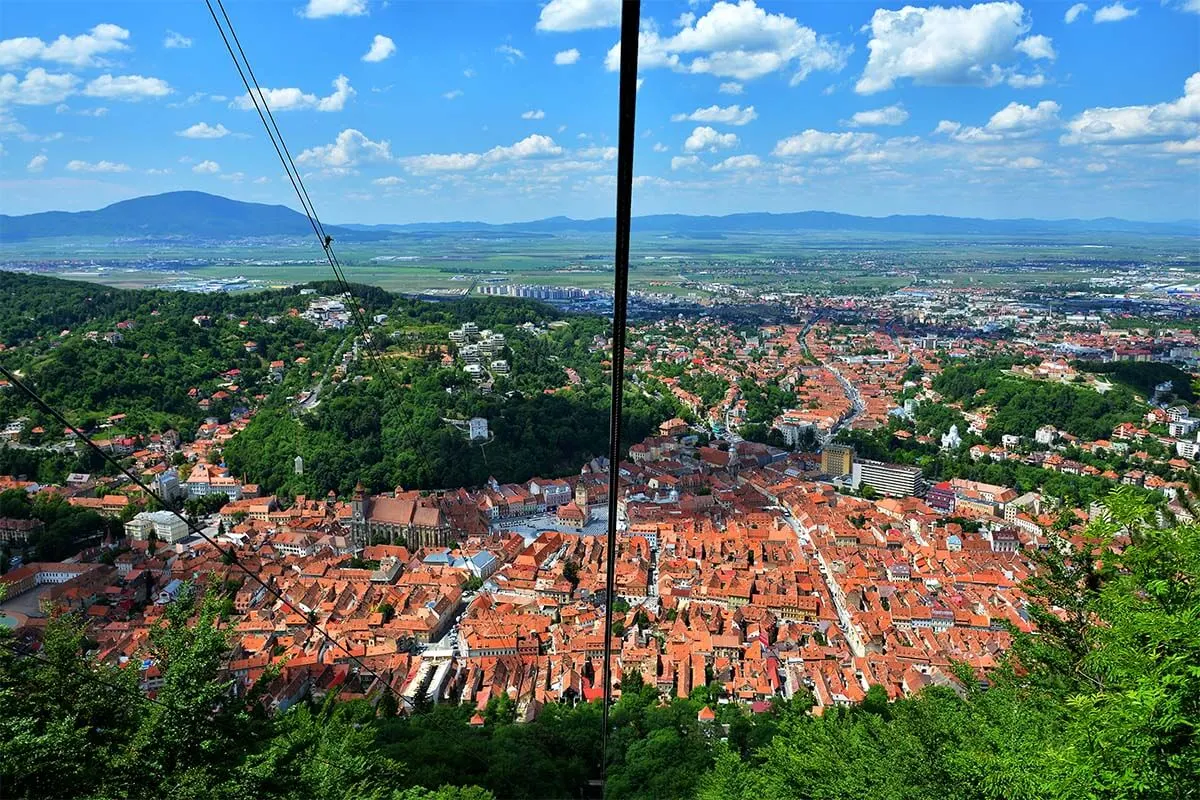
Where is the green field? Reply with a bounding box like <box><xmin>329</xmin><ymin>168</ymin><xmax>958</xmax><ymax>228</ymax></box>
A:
<box><xmin>3</xmin><ymin>228</ymin><xmax>1198</xmax><ymax>296</ymax></box>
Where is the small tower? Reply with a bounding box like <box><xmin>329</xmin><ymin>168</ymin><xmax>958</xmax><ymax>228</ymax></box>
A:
<box><xmin>293</xmin><ymin>455</ymin><xmax>304</xmax><ymax>475</ymax></box>
<box><xmin>351</xmin><ymin>481</ymin><xmax>366</xmax><ymax>521</ymax></box>
<box><xmin>350</xmin><ymin>482</ymin><xmax>368</xmax><ymax>551</ymax></box>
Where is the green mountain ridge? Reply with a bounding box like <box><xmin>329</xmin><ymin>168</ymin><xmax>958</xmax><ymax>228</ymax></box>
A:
<box><xmin>0</xmin><ymin>191</ymin><xmax>387</xmax><ymax>243</ymax></box>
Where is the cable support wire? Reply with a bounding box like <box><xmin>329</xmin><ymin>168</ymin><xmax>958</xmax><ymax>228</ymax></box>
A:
<box><xmin>204</xmin><ymin>0</ymin><xmax>402</xmax><ymax>395</ymax></box>
<box><xmin>600</xmin><ymin>0</ymin><xmax>641</xmax><ymax>781</ymax></box>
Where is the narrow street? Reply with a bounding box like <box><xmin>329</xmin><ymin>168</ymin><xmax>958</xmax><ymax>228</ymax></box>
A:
<box><xmin>296</xmin><ymin>332</ymin><xmax>353</xmax><ymax>413</ymax></box>
<box><xmin>811</xmin><ymin>546</ymin><xmax>867</xmax><ymax>658</ymax></box>
<box><xmin>774</xmin><ymin>494</ymin><xmax>867</xmax><ymax>657</ymax></box>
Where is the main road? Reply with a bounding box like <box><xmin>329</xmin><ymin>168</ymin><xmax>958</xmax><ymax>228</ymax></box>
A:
<box><xmin>797</xmin><ymin>318</ymin><xmax>866</xmax><ymax>441</ymax></box>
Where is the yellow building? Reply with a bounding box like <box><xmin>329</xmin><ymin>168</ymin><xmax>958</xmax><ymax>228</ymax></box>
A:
<box><xmin>822</xmin><ymin>444</ymin><xmax>854</xmax><ymax>477</ymax></box>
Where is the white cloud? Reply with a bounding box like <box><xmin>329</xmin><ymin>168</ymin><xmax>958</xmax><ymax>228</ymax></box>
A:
<box><xmin>301</xmin><ymin>0</ymin><xmax>368</xmax><ymax>19</ymax></box>
<box><xmin>671</xmin><ymin>104</ymin><xmax>757</xmax><ymax>126</ymax></box>
<box><xmin>847</xmin><ymin>104</ymin><xmax>909</xmax><ymax>127</ymax></box>
<box><xmin>164</xmin><ymin>30</ymin><xmax>192</xmax><ymax>49</ymax></box>
<box><xmin>856</xmin><ymin>2</ymin><xmax>1051</xmax><ymax>94</ymax></box>
<box><xmin>773</xmin><ymin>130</ymin><xmax>877</xmax><ymax>157</ymax></box>
<box><xmin>0</xmin><ymin>68</ymin><xmax>78</xmax><ymax>105</ymax></box>
<box><xmin>0</xmin><ymin>23</ymin><xmax>129</xmax><ymax>68</ymax></box>
<box><xmin>192</xmin><ymin>160</ymin><xmax>220</xmax><ymax>174</ymax></box>
<box><xmin>463</xmin><ymin>68</ymin><xmax>475</xmax><ymax>78</ymax></box>
<box><xmin>671</xmin><ymin>155</ymin><xmax>702</xmax><ymax>170</ymax></box>
<box><xmin>1015</xmin><ymin>34</ymin><xmax>1055</xmax><ymax>60</ymax></box>
<box><xmin>1164</xmin><ymin>137</ymin><xmax>1200</xmax><ymax>153</ymax></box>
<box><xmin>606</xmin><ymin>0</ymin><xmax>850</xmax><ymax>84</ymax></box>
<box><xmin>168</xmin><ymin>91</ymin><xmax>214</xmax><ymax>108</ymax></box>
<box><xmin>67</xmin><ymin>159</ymin><xmax>130</xmax><ymax>172</ymax></box>
<box><xmin>232</xmin><ymin>74</ymin><xmax>353</xmax><ymax>111</ymax></box>
<box><xmin>652</xmin><ymin>142</ymin><xmax>669</xmax><ymax>153</ymax></box>
<box><xmin>84</xmin><ymin>74</ymin><xmax>172</xmax><ymax>100</ymax></box>
<box><xmin>1093</xmin><ymin>2</ymin><xmax>1137</xmax><ymax>22</ymax></box>
<box><xmin>296</xmin><ymin>128</ymin><xmax>393</xmax><ymax>173</ymax></box>
<box><xmin>487</xmin><ymin>134</ymin><xmax>562</xmax><ymax>160</ymax></box>
<box><xmin>936</xmin><ymin>100</ymin><xmax>1061</xmax><ymax>143</ymax></box>
<box><xmin>1062</xmin><ymin>72</ymin><xmax>1200</xmax><ymax>145</ymax></box>
<box><xmin>1007</xmin><ymin>156</ymin><xmax>1044</xmax><ymax>168</ymax></box>
<box><xmin>987</xmin><ymin>100</ymin><xmax>1061</xmax><ymax>132</ymax></box>
<box><xmin>253</xmin><ymin>176</ymin><xmax>270</xmax><ymax>183</ymax></box>
<box><xmin>536</xmin><ymin>0</ymin><xmax>620</xmax><ymax>32</ymax></box>
<box><xmin>145</xmin><ymin>167</ymin><xmax>173</xmax><ymax>175</ymax></box>
<box><xmin>0</xmin><ymin>39</ymin><xmax>43</xmax><ymax>69</ymax></box>
<box><xmin>1008</xmin><ymin>73</ymin><xmax>1046</xmax><ymax>89</ymax></box>
<box><xmin>554</xmin><ymin>48</ymin><xmax>581</xmax><ymax>65</ymax></box>
<box><xmin>497</xmin><ymin>44</ymin><xmax>525</xmax><ymax>63</ymax></box>
<box><xmin>401</xmin><ymin>134</ymin><xmax>563</xmax><ymax>173</ymax></box>
<box><xmin>712</xmin><ymin>154</ymin><xmax>761</xmax><ymax>170</ymax></box>
<box><xmin>718</xmin><ymin>81</ymin><xmax>743</xmax><ymax>95</ymax></box>
<box><xmin>372</xmin><ymin>175</ymin><xmax>405</xmax><ymax>186</ymax></box>
<box><xmin>443</xmin><ymin>89</ymin><xmax>463</xmax><ymax>100</ymax></box>
<box><xmin>522</xmin><ymin>109</ymin><xmax>546</xmax><ymax>120</ymax></box>
<box><xmin>684</xmin><ymin>125</ymin><xmax>739</xmax><ymax>152</ymax></box>
<box><xmin>403</xmin><ymin>152</ymin><xmax>481</xmax><ymax>171</ymax></box>
<box><xmin>177</xmin><ymin>122</ymin><xmax>230</xmax><ymax>139</ymax></box>
<box><xmin>1085</xmin><ymin>162</ymin><xmax>1108</xmax><ymax>172</ymax></box>
<box><xmin>578</xmin><ymin>145</ymin><xmax>617</xmax><ymax>160</ymax></box>
<box><xmin>1064</xmin><ymin>3</ymin><xmax>1088</xmax><ymax>23</ymax></box>
<box><xmin>362</xmin><ymin>35</ymin><xmax>395</xmax><ymax>63</ymax></box>
<box><xmin>26</xmin><ymin>154</ymin><xmax>47</xmax><ymax>172</ymax></box>
<box><xmin>219</xmin><ymin>171</ymin><xmax>246</xmax><ymax>183</ymax></box>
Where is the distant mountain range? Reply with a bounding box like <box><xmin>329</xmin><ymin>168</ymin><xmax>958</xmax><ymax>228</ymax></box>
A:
<box><xmin>0</xmin><ymin>191</ymin><xmax>385</xmax><ymax>243</ymax></box>
<box><xmin>345</xmin><ymin>211</ymin><xmax>1200</xmax><ymax>237</ymax></box>
<box><xmin>1</xmin><ymin>191</ymin><xmax>1196</xmax><ymax>242</ymax></box>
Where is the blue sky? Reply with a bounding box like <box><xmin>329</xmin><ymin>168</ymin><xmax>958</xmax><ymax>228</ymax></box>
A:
<box><xmin>1</xmin><ymin>0</ymin><xmax>1197</xmax><ymax>223</ymax></box>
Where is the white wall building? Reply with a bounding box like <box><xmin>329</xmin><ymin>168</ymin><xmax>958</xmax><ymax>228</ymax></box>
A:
<box><xmin>125</xmin><ymin>511</ymin><xmax>190</xmax><ymax>545</ymax></box>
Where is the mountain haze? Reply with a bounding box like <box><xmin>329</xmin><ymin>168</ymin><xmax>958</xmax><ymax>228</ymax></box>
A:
<box><xmin>1</xmin><ymin>191</ymin><xmax>1196</xmax><ymax>242</ymax></box>
<box><xmin>351</xmin><ymin>210</ymin><xmax>1200</xmax><ymax>237</ymax></box>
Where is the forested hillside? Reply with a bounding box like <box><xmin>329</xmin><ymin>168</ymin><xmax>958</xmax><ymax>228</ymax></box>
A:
<box><xmin>933</xmin><ymin>358</ymin><xmax>1145</xmax><ymax>442</ymax></box>
<box><xmin>0</xmin><ymin>273</ymin><xmax>679</xmax><ymax>494</ymax></box>
<box><xmin>3</xmin><ymin>490</ymin><xmax>1195</xmax><ymax>799</ymax></box>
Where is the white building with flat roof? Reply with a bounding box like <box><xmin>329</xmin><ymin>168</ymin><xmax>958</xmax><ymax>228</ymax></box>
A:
<box><xmin>125</xmin><ymin>511</ymin><xmax>190</xmax><ymax>545</ymax></box>
<box><xmin>853</xmin><ymin>459</ymin><xmax>924</xmax><ymax>498</ymax></box>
